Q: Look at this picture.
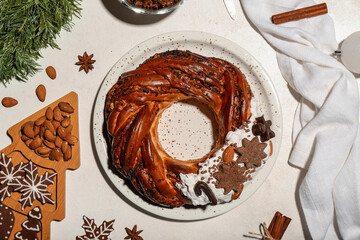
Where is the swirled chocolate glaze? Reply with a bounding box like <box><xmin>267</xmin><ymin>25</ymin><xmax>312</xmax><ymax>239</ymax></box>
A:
<box><xmin>105</xmin><ymin>50</ymin><xmax>252</xmax><ymax>207</ymax></box>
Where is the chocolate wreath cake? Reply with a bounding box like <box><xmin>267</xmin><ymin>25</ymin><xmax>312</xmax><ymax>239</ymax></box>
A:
<box><xmin>105</xmin><ymin>50</ymin><xmax>274</xmax><ymax>207</ymax></box>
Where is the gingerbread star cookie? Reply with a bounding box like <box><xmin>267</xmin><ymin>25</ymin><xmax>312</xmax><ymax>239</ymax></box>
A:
<box><xmin>213</xmin><ymin>161</ymin><xmax>250</xmax><ymax>195</ymax></box>
<box><xmin>235</xmin><ymin>137</ymin><xmax>267</xmax><ymax>169</ymax></box>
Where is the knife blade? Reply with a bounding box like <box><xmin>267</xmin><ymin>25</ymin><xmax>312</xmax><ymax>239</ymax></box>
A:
<box><xmin>223</xmin><ymin>0</ymin><xmax>237</xmax><ymax>20</ymax></box>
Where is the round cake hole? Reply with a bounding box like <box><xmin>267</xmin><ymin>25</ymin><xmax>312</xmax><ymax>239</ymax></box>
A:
<box><xmin>157</xmin><ymin>98</ymin><xmax>219</xmax><ymax>160</ymax></box>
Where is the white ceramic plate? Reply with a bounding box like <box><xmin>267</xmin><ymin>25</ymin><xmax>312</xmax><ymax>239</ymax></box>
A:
<box><xmin>92</xmin><ymin>31</ymin><xmax>282</xmax><ymax>221</ymax></box>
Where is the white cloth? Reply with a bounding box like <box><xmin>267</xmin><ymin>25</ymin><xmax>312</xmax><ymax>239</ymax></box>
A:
<box><xmin>240</xmin><ymin>0</ymin><xmax>360</xmax><ymax>239</ymax></box>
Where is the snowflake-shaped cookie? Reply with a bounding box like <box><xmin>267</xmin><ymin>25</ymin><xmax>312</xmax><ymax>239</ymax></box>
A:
<box><xmin>9</xmin><ymin>161</ymin><xmax>56</xmax><ymax>210</ymax></box>
<box><xmin>76</xmin><ymin>215</ymin><xmax>115</xmax><ymax>240</ymax></box>
<box><xmin>0</xmin><ymin>152</ymin><xmax>26</xmax><ymax>201</ymax></box>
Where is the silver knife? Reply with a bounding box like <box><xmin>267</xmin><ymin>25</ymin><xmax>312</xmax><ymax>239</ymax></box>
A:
<box><xmin>223</xmin><ymin>0</ymin><xmax>237</xmax><ymax>20</ymax></box>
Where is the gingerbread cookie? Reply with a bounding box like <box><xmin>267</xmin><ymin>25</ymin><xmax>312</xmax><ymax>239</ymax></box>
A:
<box><xmin>76</xmin><ymin>215</ymin><xmax>115</xmax><ymax>240</ymax></box>
<box><xmin>14</xmin><ymin>206</ymin><xmax>42</xmax><ymax>240</ymax></box>
<box><xmin>0</xmin><ymin>203</ymin><xmax>15</xmax><ymax>240</ymax></box>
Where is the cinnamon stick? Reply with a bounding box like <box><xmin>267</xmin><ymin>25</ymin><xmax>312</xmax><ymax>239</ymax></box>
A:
<box><xmin>272</xmin><ymin>3</ymin><xmax>328</xmax><ymax>25</ymax></box>
<box><xmin>268</xmin><ymin>211</ymin><xmax>291</xmax><ymax>239</ymax></box>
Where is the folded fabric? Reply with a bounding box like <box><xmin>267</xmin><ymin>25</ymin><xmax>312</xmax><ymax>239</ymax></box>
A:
<box><xmin>240</xmin><ymin>0</ymin><xmax>360</xmax><ymax>239</ymax></box>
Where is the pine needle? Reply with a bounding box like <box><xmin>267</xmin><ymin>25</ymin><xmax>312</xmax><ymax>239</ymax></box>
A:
<box><xmin>0</xmin><ymin>0</ymin><xmax>82</xmax><ymax>85</ymax></box>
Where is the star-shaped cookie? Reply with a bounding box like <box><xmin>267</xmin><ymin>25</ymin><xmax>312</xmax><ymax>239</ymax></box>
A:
<box><xmin>235</xmin><ymin>137</ymin><xmax>267</xmax><ymax>169</ymax></box>
<box><xmin>213</xmin><ymin>162</ymin><xmax>250</xmax><ymax>195</ymax></box>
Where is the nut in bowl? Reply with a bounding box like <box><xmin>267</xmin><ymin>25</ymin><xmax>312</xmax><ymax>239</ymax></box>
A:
<box><xmin>118</xmin><ymin>0</ymin><xmax>183</xmax><ymax>15</ymax></box>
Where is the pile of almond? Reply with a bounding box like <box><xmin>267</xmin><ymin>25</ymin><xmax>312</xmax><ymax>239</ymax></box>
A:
<box><xmin>20</xmin><ymin>102</ymin><xmax>78</xmax><ymax>161</ymax></box>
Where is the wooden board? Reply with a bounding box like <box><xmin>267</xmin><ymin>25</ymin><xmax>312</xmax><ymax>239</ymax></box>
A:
<box><xmin>0</xmin><ymin>92</ymin><xmax>80</xmax><ymax>240</ymax></box>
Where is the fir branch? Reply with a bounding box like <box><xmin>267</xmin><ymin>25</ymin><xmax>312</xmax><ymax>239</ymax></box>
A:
<box><xmin>0</xmin><ymin>0</ymin><xmax>81</xmax><ymax>85</ymax></box>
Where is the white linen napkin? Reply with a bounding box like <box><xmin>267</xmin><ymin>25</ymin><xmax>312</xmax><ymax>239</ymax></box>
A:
<box><xmin>240</xmin><ymin>0</ymin><xmax>360</xmax><ymax>239</ymax></box>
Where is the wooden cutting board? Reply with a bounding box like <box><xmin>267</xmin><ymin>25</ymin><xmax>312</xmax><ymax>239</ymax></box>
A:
<box><xmin>0</xmin><ymin>92</ymin><xmax>80</xmax><ymax>240</ymax></box>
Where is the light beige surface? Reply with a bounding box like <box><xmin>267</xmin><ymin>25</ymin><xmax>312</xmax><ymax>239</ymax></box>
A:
<box><xmin>0</xmin><ymin>0</ymin><xmax>359</xmax><ymax>239</ymax></box>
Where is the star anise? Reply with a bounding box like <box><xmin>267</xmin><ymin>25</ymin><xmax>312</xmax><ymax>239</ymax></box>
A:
<box><xmin>235</xmin><ymin>137</ymin><xmax>267</xmax><ymax>169</ymax></box>
<box><xmin>75</xmin><ymin>51</ymin><xmax>96</xmax><ymax>73</ymax></box>
<box><xmin>125</xmin><ymin>225</ymin><xmax>143</xmax><ymax>240</ymax></box>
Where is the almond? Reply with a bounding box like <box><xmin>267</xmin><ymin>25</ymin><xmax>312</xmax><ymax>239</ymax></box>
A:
<box><xmin>222</xmin><ymin>145</ymin><xmax>235</xmax><ymax>163</ymax></box>
<box><xmin>22</xmin><ymin>121</ymin><xmax>34</xmax><ymax>129</ymax></box>
<box><xmin>39</xmin><ymin>126</ymin><xmax>46</xmax><ymax>138</ymax></box>
<box><xmin>65</xmin><ymin>146</ymin><xmax>72</xmax><ymax>161</ymax></box>
<box><xmin>44</xmin><ymin>129</ymin><xmax>56</xmax><ymax>142</ymax></box>
<box><xmin>55</xmin><ymin>136</ymin><xmax>63</xmax><ymax>148</ymax></box>
<box><xmin>29</xmin><ymin>137</ymin><xmax>42</xmax><ymax>150</ymax></box>
<box><xmin>231</xmin><ymin>184</ymin><xmax>244</xmax><ymax>200</ymax></box>
<box><xmin>25</xmin><ymin>139</ymin><xmax>32</xmax><ymax>146</ymax></box>
<box><xmin>57</xmin><ymin>126</ymin><xmax>68</xmax><ymax>140</ymax></box>
<box><xmin>61</xmin><ymin>117</ymin><xmax>71</xmax><ymax>128</ymax></box>
<box><xmin>2</xmin><ymin>97</ymin><xmax>18</xmax><ymax>108</ymax></box>
<box><xmin>44</xmin><ymin>140</ymin><xmax>55</xmax><ymax>149</ymax></box>
<box><xmin>61</xmin><ymin>112</ymin><xmax>71</xmax><ymax>118</ymax></box>
<box><xmin>35</xmin><ymin>84</ymin><xmax>46</xmax><ymax>102</ymax></box>
<box><xmin>21</xmin><ymin>134</ymin><xmax>30</xmax><ymax>142</ymax></box>
<box><xmin>35</xmin><ymin>116</ymin><xmax>46</xmax><ymax>126</ymax></box>
<box><xmin>61</xmin><ymin>142</ymin><xmax>72</xmax><ymax>161</ymax></box>
<box><xmin>49</xmin><ymin>148</ymin><xmax>62</xmax><ymax>161</ymax></box>
<box><xmin>46</xmin><ymin>66</ymin><xmax>56</xmax><ymax>80</ymax></box>
<box><xmin>65</xmin><ymin>124</ymin><xmax>73</xmax><ymax>135</ymax></box>
<box><xmin>37</xmin><ymin>146</ymin><xmax>51</xmax><ymax>155</ymax></box>
<box><xmin>33</xmin><ymin>125</ymin><xmax>40</xmax><ymax>137</ymax></box>
<box><xmin>51</xmin><ymin>120</ymin><xmax>60</xmax><ymax>130</ymax></box>
<box><xmin>53</xmin><ymin>106</ymin><xmax>63</xmax><ymax>122</ymax></box>
<box><xmin>58</xmin><ymin>102</ymin><xmax>74</xmax><ymax>113</ymax></box>
<box><xmin>66</xmin><ymin>135</ymin><xmax>78</xmax><ymax>145</ymax></box>
<box><xmin>44</xmin><ymin>120</ymin><xmax>55</xmax><ymax>134</ymax></box>
<box><xmin>45</xmin><ymin>107</ymin><xmax>53</xmax><ymax>120</ymax></box>
<box><xmin>61</xmin><ymin>141</ymin><xmax>69</xmax><ymax>153</ymax></box>
<box><xmin>23</xmin><ymin>122</ymin><xmax>35</xmax><ymax>139</ymax></box>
